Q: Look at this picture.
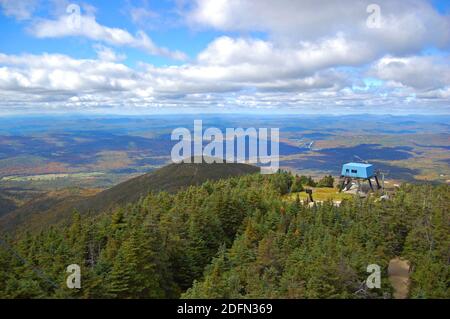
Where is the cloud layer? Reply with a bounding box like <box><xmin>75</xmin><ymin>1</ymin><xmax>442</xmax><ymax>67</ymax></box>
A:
<box><xmin>0</xmin><ymin>0</ymin><xmax>449</xmax><ymax>113</ymax></box>
<box><xmin>30</xmin><ymin>13</ymin><xmax>187</xmax><ymax>60</ymax></box>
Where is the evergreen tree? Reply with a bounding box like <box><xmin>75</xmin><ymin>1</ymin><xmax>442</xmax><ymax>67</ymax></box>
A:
<box><xmin>317</xmin><ymin>175</ymin><xmax>334</xmax><ymax>188</ymax></box>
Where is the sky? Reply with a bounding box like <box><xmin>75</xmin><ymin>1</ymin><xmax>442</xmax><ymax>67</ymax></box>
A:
<box><xmin>0</xmin><ymin>0</ymin><xmax>449</xmax><ymax>115</ymax></box>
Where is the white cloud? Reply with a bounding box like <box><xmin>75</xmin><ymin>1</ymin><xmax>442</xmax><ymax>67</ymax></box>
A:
<box><xmin>29</xmin><ymin>13</ymin><xmax>187</xmax><ymax>60</ymax></box>
<box><xmin>0</xmin><ymin>52</ymin><xmax>136</xmax><ymax>92</ymax></box>
<box><xmin>188</xmin><ymin>0</ymin><xmax>359</xmax><ymax>37</ymax></box>
<box><xmin>93</xmin><ymin>44</ymin><xmax>126</xmax><ymax>62</ymax></box>
<box><xmin>0</xmin><ymin>0</ymin><xmax>38</xmax><ymax>20</ymax></box>
<box><xmin>197</xmin><ymin>35</ymin><xmax>373</xmax><ymax>79</ymax></box>
<box><xmin>187</xmin><ymin>0</ymin><xmax>450</xmax><ymax>54</ymax></box>
<box><xmin>0</xmin><ymin>51</ymin><xmax>348</xmax><ymax>110</ymax></box>
<box><xmin>129</xmin><ymin>6</ymin><xmax>159</xmax><ymax>26</ymax></box>
<box><xmin>0</xmin><ymin>50</ymin><xmax>448</xmax><ymax>113</ymax></box>
<box><xmin>190</xmin><ymin>0</ymin><xmax>449</xmax><ymax>36</ymax></box>
<box><xmin>371</xmin><ymin>55</ymin><xmax>450</xmax><ymax>90</ymax></box>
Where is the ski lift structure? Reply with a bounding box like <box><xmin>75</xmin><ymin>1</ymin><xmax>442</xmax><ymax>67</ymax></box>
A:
<box><xmin>339</xmin><ymin>155</ymin><xmax>385</xmax><ymax>193</ymax></box>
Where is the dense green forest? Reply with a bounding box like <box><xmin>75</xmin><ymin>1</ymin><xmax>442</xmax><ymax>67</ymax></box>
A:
<box><xmin>0</xmin><ymin>172</ymin><xmax>448</xmax><ymax>298</ymax></box>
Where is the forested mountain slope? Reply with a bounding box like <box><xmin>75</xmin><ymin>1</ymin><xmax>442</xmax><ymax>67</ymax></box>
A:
<box><xmin>0</xmin><ymin>160</ymin><xmax>259</xmax><ymax>232</ymax></box>
<box><xmin>0</xmin><ymin>172</ymin><xmax>448</xmax><ymax>299</ymax></box>
<box><xmin>0</xmin><ymin>192</ymin><xmax>16</xmax><ymax>217</ymax></box>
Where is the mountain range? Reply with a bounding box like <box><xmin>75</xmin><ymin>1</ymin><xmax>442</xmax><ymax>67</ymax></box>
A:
<box><xmin>0</xmin><ymin>159</ymin><xmax>259</xmax><ymax>232</ymax></box>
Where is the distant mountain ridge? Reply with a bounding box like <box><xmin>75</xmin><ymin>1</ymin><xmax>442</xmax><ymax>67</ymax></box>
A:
<box><xmin>0</xmin><ymin>159</ymin><xmax>259</xmax><ymax>232</ymax></box>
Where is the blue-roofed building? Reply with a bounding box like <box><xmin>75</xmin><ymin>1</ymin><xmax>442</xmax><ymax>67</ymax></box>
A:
<box><xmin>341</xmin><ymin>162</ymin><xmax>375</xmax><ymax>179</ymax></box>
<box><xmin>339</xmin><ymin>162</ymin><xmax>381</xmax><ymax>192</ymax></box>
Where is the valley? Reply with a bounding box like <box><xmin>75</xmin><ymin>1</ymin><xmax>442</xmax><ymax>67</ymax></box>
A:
<box><xmin>0</xmin><ymin>114</ymin><xmax>448</xmax><ymax>234</ymax></box>
<box><xmin>0</xmin><ymin>115</ymin><xmax>448</xmax><ymax>187</ymax></box>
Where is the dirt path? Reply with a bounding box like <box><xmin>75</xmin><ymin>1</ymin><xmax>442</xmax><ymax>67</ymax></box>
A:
<box><xmin>388</xmin><ymin>257</ymin><xmax>411</xmax><ymax>299</ymax></box>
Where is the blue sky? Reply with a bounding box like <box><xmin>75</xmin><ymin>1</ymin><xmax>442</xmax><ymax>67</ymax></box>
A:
<box><xmin>0</xmin><ymin>0</ymin><xmax>449</xmax><ymax>114</ymax></box>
